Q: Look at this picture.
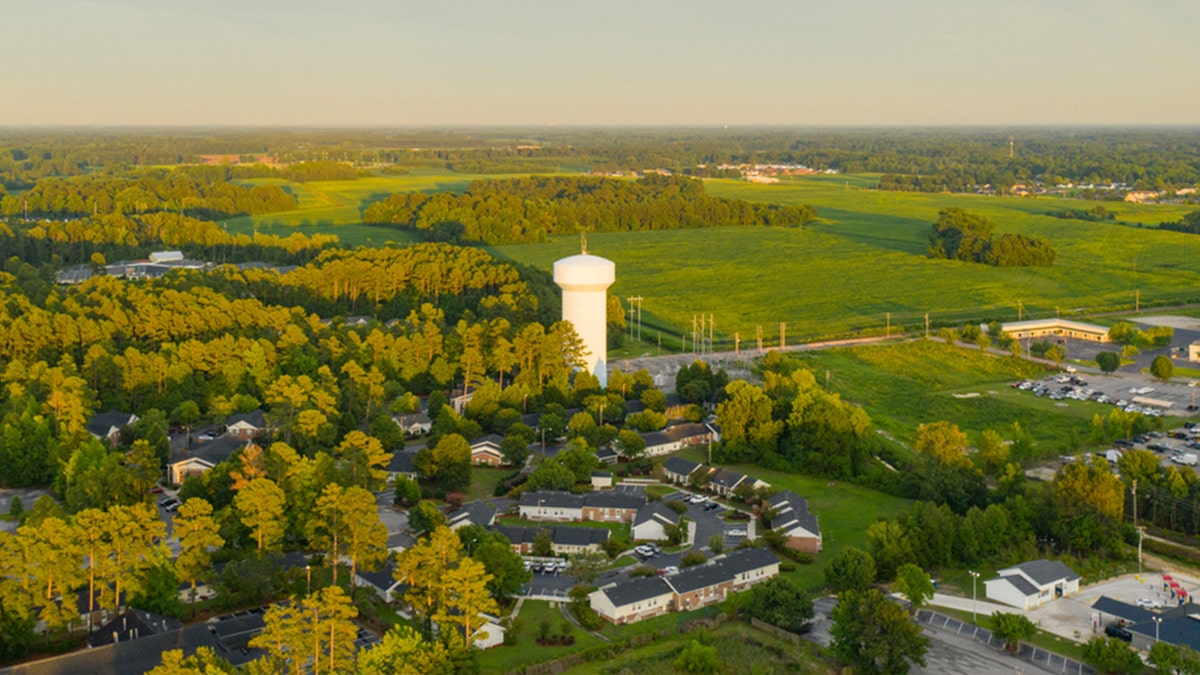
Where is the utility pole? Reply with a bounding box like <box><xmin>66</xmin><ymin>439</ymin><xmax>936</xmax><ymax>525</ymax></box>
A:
<box><xmin>1133</xmin><ymin>480</ymin><xmax>1141</xmax><ymax>574</ymax></box>
<box><xmin>692</xmin><ymin>315</ymin><xmax>698</xmax><ymax>355</ymax></box>
<box><xmin>1136</xmin><ymin>289</ymin><xmax>1140</xmax><ymax>313</ymax></box>
<box><xmin>1018</xmin><ymin>299</ymin><xmax>1023</xmax><ymax>321</ymax></box>
<box><xmin>627</xmin><ymin>296</ymin><xmax>643</xmax><ymax>342</ymax></box>
<box><xmin>734</xmin><ymin>332</ymin><xmax>740</xmax><ymax>355</ymax></box>
<box><xmin>925</xmin><ymin>313</ymin><xmax>930</xmax><ymax>339</ymax></box>
<box><xmin>780</xmin><ymin>323</ymin><xmax>786</xmax><ymax>349</ymax></box>
<box><xmin>709</xmin><ymin>313</ymin><xmax>714</xmax><ymax>354</ymax></box>
<box><xmin>886</xmin><ymin>313</ymin><xmax>890</xmax><ymax>339</ymax></box>
<box><xmin>757</xmin><ymin>325</ymin><xmax>763</xmax><ymax>352</ymax></box>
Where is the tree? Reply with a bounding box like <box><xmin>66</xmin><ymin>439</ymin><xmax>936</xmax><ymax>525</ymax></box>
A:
<box><xmin>251</xmin><ymin>586</ymin><xmax>358</xmax><ymax>675</ymax></box>
<box><xmin>1082</xmin><ymin>636</ymin><xmax>1143</xmax><ymax>674</ymax></box>
<box><xmin>357</xmin><ymin>625</ymin><xmax>452</xmax><ymax>675</ymax></box>
<box><xmin>674</xmin><ymin>639</ymin><xmax>721</xmax><ymax>674</ymax></box>
<box><xmin>988</xmin><ymin>612</ymin><xmax>1036</xmax><ymax>652</ymax></box>
<box><xmin>434</xmin><ymin>557</ymin><xmax>498</xmax><ymax>646</ymax></box>
<box><xmin>147</xmin><ymin>647</ymin><xmax>237</xmax><ymax>675</ymax></box>
<box><xmin>743</xmin><ymin>576</ymin><xmax>813</xmax><ymax>632</ymax></box>
<box><xmin>613</xmin><ymin>429</ymin><xmax>646</xmax><ymax>460</ymax></box>
<box><xmin>415</xmin><ymin>433</ymin><xmax>471</xmax><ymax>493</ymax></box>
<box><xmin>1148</xmin><ymin>642</ymin><xmax>1200</xmax><ymax>675</ymax></box>
<box><xmin>568</xmin><ymin>550</ymin><xmax>607</xmax><ymax>584</ymax></box>
<box><xmin>340</xmin><ymin>486</ymin><xmax>389</xmax><ymax>588</ymax></box>
<box><xmin>394</xmin><ymin>527</ymin><xmax>462</xmax><ymax>629</ymax></box>
<box><xmin>129</xmin><ymin>553</ymin><xmax>183</xmax><ymax>618</ymax></box>
<box><xmin>407</xmin><ymin>500</ymin><xmax>447</xmax><ymax>535</ymax></box>
<box><xmin>825</xmin><ymin>547</ymin><xmax>876</xmax><ymax>593</ymax></box>
<box><xmin>173</xmin><ymin>498</ymin><xmax>224</xmax><ymax>615</ymax></box>
<box><xmin>831</xmin><ymin>589</ymin><xmax>930</xmax><ymax>675</ymax></box>
<box><xmin>334</xmin><ymin>431</ymin><xmax>390</xmax><ymax>490</ymax></box>
<box><xmin>708</xmin><ymin>534</ymin><xmax>725</xmax><ymax>555</ymax></box>
<box><xmin>1045</xmin><ymin>343</ymin><xmax>1067</xmax><ymax>366</ymax></box>
<box><xmin>470</xmin><ymin>536</ymin><xmax>532</xmax><ymax>601</ymax></box>
<box><xmin>715</xmin><ymin>380</ymin><xmax>783</xmax><ymax>462</ymax></box>
<box><xmin>1096</xmin><ymin>351</ymin><xmax>1121</xmax><ymax>373</ymax></box>
<box><xmin>866</xmin><ymin>520</ymin><xmax>914</xmax><ymax>582</ymax></box>
<box><xmin>1151</xmin><ymin>354</ymin><xmax>1174</xmax><ymax>382</ymax></box>
<box><xmin>913</xmin><ymin>421</ymin><xmax>971</xmax><ymax>469</ymax></box>
<box><xmin>234</xmin><ymin>478</ymin><xmax>287</xmax><ymax>554</ymax></box>
<box><xmin>893</xmin><ymin>564</ymin><xmax>934</xmax><ymax>612</ymax></box>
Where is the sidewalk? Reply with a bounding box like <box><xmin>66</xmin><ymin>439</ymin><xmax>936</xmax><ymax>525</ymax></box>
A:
<box><xmin>929</xmin><ymin>592</ymin><xmax>1015</xmax><ymax>619</ymax></box>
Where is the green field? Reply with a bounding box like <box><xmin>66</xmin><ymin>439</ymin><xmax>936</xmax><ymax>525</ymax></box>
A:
<box><xmin>791</xmin><ymin>340</ymin><xmax>1109</xmax><ymax>452</ymax></box>
<box><xmin>218</xmin><ymin>169</ymin><xmax>1200</xmax><ymax>344</ymax></box>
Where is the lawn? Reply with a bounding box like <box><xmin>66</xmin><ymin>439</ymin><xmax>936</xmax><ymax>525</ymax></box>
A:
<box><xmin>478</xmin><ymin>599</ymin><xmax>607</xmax><ymax>674</ymax></box>
<box><xmin>674</xmin><ymin>447</ymin><xmax>914</xmax><ymax>590</ymax></box>
<box><xmin>465</xmin><ymin>467</ymin><xmax>512</xmax><ymax>503</ymax></box>
<box><xmin>789</xmin><ymin>340</ymin><xmax>1109</xmax><ymax>454</ymax></box>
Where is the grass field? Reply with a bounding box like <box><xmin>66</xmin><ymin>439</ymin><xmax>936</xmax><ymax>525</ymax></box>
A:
<box><xmin>217</xmin><ymin>168</ymin><xmax>1200</xmax><ymax>346</ymax></box>
<box><xmin>791</xmin><ymin>340</ymin><xmax>1108</xmax><ymax>452</ymax></box>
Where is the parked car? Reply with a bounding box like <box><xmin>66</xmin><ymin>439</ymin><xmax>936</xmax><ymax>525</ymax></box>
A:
<box><xmin>158</xmin><ymin>496</ymin><xmax>178</xmax><ymax>508</ymax></box>
<box><xmin>1105</xmin><ymin>625</ymin><xmax>1133</xmax><ymax>642</ymax></box>
<box><xmin>661</xmin><ymin>566</ymin><xmax>679</xmax><ymax>576</ymax></box>
<box><xmin>1136</xmin><ymin>598</ymin><xmax>1163</xmax><ymax>609</ymax></box>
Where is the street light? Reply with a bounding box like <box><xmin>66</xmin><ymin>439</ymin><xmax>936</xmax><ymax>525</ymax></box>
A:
<box><xmin>306</xmin><ymin>565</ymin><xmax>311</xmax><ymax>596</ymax></box>
<box><xmin>969</xmin><ymin>571</ymin><xmax>981</xmax><ymax>624</ymax></box>
<box><xmin>1154</xmin><ymin>616</ymin><xmax>1163</xmax><ymax>643</ymax></box>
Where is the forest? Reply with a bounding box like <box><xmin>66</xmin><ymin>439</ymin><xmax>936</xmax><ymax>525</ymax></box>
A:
<box><xmin>362</xmin><ymin>174</ymin><xmax>818</xmax><ymax>244</ymax></box>
<box><xmin>5</xmin><ymin>127</ymin><xmax>1200</xmax><ymax>195</ymax></box>
<box><xmin>926</xmin><ymin>208</ymin><xmax>1057</xmax><ymax>267</ymax></box>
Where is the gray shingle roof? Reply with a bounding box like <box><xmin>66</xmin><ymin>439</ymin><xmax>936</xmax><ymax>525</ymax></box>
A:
<box><xmin>449</xmin><ymin>501</ymin><xmax>498</xmax><ymax>527</ymax></box>
<box><xmin>633</xmin><ymin>502</ymin><xmax>680</xmax><ymax>528</ymax></box>
<box><xmin>583</xmin><ymin>490</ymin><xmax>645</xmax><ymax>510</ymax></box>
<box><xmin>85</xmin><ymin>411</ymin><xmax>137</xmax><ymax>438</ymax></box>
<box><xmin>1091</xmin><ymin>596</ymin><xmax>1154</xmax><ymax>625</ymax></box>
<box><xmin>662</xmin><ymin>456</ymin><xmax>702</xmax><ymax>477</ymax></box>
<box><xmin>667</xmin><ymin>547</ymin><xmax>779</xmax><ymax>595</ymax></box>
<box><xmin>169</xmin><ymin>435</ymin><xmax>244</xmax><ymax>466</ymax></box>
<box><xmin>519</xmin><ymin>491</ymin><xmax>585</xmax><ymax>509</ymax></box>
<box><xmin>387</xmin><ymin>449</ymin><xmax>419</xmax><ymax>474</ymax></box>
<box><xmin>709</xmin><ymin>468</ymin><xmax>746</xmax><ymax>489</ymax></box>
<box><xmin>994</xmin><ymin>574</ymin><xmax>1039</xmax><ymax>596</ymax></box>
<box><xmin>225</xmin><ymin>409</ymin><xmax>266</xmax><ymax>429</ymax></box>
<box><xmin>599</xmin><ymin>576</ymin><xmax>675</xmax><ymax>608</ymax></box>
<box><xmin>1008</xmin><ymin>559</ymin><xmax>1080</xmax><ymax>585</ymax></box>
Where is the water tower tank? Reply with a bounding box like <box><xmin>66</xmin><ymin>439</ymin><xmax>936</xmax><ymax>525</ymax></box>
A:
<box><xmin>553</xmin><ymin>253</ymin><xmax>616</xmax><ymax>387</ymax></box>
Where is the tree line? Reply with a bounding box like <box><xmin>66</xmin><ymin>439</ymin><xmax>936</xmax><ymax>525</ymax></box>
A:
<box><xmin>362</xmin><ymin>174</ymin><xmax>818</xmax><ymax>244</ymax></box>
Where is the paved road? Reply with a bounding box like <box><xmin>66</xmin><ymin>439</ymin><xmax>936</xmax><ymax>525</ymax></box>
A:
<box><xmin>916</xmin><ymin>623</ymin><xmax>1058</xmax><ymax>675</ymax></box>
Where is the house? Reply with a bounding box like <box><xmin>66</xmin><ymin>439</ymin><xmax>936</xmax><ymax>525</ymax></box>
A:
<box><xmin>386</xmin><ymin>531</ymin><xmax>417</xmax><ymax>553</ymax></box>
<box><xmin>764</xmin><ymin>490</ymin><xmax>822</xmax><ymax>553</ymax></box>
<box><xmin>631</xmin><ymin>502</ymin><xmax>681</xmax><ymax>542</ymax></box>
<box><xmin>472</xmin><ymin>614</ymin><xmax>506</xmax><ymax>650</ymax></box>
<box><xmin>470</xmin><ymin>434</ymin><xmax>507</xmax><ymax>467</ymax></box>
<box><xmin>639</xmin><ymin>422</ymin><xmax>717</xmax><ymax>457</ymax></box>
<box><xmin>168</xmin><ymin>436</ymin><xmax>246</xmax><ymax>485</ymax></box>
<box><xmin>588</xmin><ymin>548</ymin><xmax>780</xmax><ymax>624</ymax></box>
<box><xmin>589</xmin><ymin>577</ymin><xmax>677</xmax><ymax>625</ymax></box>
<box><xmin>708</xmin><ymin>468</ymin><xmax>748</xmax><ymax>496</ymax></box>
<box><xmin>519</xmin><ymin>491</ymin><xmax>585</xmax><ymax>522</ymax></box>
<box><xmin>225</xmin><ymin>410</ymin><xmax>268</xmax><ymax>441</ymax></box>
<box><xmin>984</xmin><ymin>559</ymin><xmax>1080</xmax><ymax>610</ymax></box>
<box><xmin>591</xmin><ymin>471</ymin><xmax>613</xmax><ymax>489</ymax></box>
<box><xmin>393</xmin><ymin>412</ymin><xmax>433</xmax><ymax>436</ymax></box>
<box><xmin>518</xmin><ymin>490</ymin><xmax>645</xmax><ymax>523</ymax></box>
<box><xmin>670</xmin><ymin>548</ymin><xmax>780</xmax><ymax>612</ymax></box>
<box><xmin>86</xmin><ymin>411</ymin><xmax>139</xmax><ymax>444</ymax></box>
<box><xmin>581</xmin><ymin>490</ymin><xmax>645</xmax><ymax>523</ymax></box>
<box><xmin>449</xmin><ymin>501</ymin><xmax>499</xmax><ymax>530</ymax></box>
<box><xmin>595</xmin><ymin>446</ymin><xmax>619</xmax><ymax>465</ymax></box>
<box><xmin>386</xmin><ymin>448</ymin><xmax>420</xmax><ymax>482</ymax></box>
<box><xmin>87</xmin><ymin>609</ymin><xmax>182</xmax><ymax>648</ymax></box>
<box><xmin>490</xmin><ymin>525</ymin><xmax>609</xmax><ymax>555</ymax></box>
<box><xmin>662</xmin><ymin>457</ymin><xmax>703</xmax><ymax>485</ymax></box>
<box><xmin>357</xmin><ymin>557</ymin><xmax>404</xmax><ymax>603</ymax></box>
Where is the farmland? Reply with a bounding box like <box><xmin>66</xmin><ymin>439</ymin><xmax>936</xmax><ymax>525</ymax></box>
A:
<box><xmin>214</xmin><ymin>168</ymin><xmax>1200</xmax><ymax>346</ymax></box>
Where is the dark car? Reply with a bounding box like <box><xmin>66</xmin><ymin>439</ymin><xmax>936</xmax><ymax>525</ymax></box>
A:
<box><xmin>1113</xmin><ymin>439</ymin><xmax>1133</xmax><ymax>448</ymax></box>
<box><xmin>1105</xmin><ymin>624</ymin><xmax>1132</xmax><ymax>642</ymax></box>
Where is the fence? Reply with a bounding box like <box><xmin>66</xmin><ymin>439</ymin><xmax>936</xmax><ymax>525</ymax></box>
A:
<box><xmin>914</xmin><ymin>609</ymin><xmax>1095</xmax><ymax>675</ymax></box>
<box><xmin>749</xmin><ymin>617</ymin><xmax>803</xmax><ymax>647</ymax></box>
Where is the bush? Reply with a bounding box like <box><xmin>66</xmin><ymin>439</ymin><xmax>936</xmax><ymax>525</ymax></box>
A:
<box><xmin>681</xmin><ymin>551</ymin><xmax>707</xmax><ymax>568</ymax></box>
<box><xmin>666</xmin><ymin>500</ymin><xmax>689</xmax><ymax>515</ymax></box>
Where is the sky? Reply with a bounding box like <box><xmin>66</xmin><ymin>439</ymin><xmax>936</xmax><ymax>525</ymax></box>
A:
<box><xmin>2</xmin><ymin>0</ymin><xmax>1198</xmax><ymax>127</ymax></box>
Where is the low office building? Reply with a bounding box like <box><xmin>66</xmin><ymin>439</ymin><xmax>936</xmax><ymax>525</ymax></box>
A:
<box><xmin>998</xmin><ymin>318</ymin><xmax>1110</xmax><ymax>343</ymax></box>
<box><xmin>985</xmin><ymin>559</ymin><xmax>1080</xmax><ymax>610</ymax></box>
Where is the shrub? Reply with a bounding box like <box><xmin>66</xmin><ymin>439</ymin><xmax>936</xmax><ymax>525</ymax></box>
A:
<box><xmin>681</xmin><ymin>551</ymin><xmax>707</xmax><ymax>568</ymax></box>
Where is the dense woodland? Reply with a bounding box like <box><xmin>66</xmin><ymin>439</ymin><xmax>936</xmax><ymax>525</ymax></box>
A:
<box><xmin>4</xmin><ymin>128</ymin><xmax>1200</xmax><ymax>195</ymax></box>
<box><xmin>362</xmin><ymin>174</ymin><xmax>818</xmax><ymax>244</ymax></box>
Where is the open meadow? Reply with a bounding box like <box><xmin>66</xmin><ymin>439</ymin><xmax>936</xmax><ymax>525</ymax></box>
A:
<box><xmin>217</xmin><ymin>169</ymin><xmax>1200</xmax><ymax>344</ymax></box>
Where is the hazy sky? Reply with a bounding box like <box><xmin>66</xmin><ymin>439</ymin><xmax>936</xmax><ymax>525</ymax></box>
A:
<box><xmin>3</xmin><ymin>0</ymin><xmax>1198</xmax><ymax>126</ymax></box>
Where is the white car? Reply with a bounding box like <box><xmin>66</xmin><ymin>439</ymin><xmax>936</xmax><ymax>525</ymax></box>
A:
<box><xmin>1136</xmin><ymin>598</ymin><xmax>1163</xmax><ymax>609</ymax></box>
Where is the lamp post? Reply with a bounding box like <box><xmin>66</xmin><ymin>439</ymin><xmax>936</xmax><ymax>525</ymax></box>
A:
<box><xmin>306</xmin><ymin>565</ymin><xmax>311</xmax><ymax>596</ymax></box>
<box><xmin>1154</xmin><ymin>616</ymin><xmax>1162</xmax><ymax>643</ymax></box>
<box><xmin>969</xmin><ymin>570</ymin><xmax>981</xmax><ymax>624</ymax></box>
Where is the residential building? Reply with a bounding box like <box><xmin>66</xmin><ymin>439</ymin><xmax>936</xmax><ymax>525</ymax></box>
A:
<box><xmin>630</xmin><ymin>502</ymin><xmax>681</xmax><ymax>542</ymax></box>
<box><xmin>168</xmin><ymin>436</ymin><xmax>246</xmax><ymax>485</ymax></box>
<box><xmin>448</xmin><ymin>501</ymin><xmax>499</xmax><ymax>530</ymax></box>
<box><xmin>490</xmin><ymin>524</ymin><xmax>609</xmax><ymax>555</ymax></box>
<box><xmin>385</xmin><ymin>449</ymin><xmax>419</xmax><ymax>483</ymax></box>
<box><xmin>224</xmin><ymin>410</ymin><xmax>268</xmax><ymax>441</ymax></box>
<box><xmin>518</xmin><ymin>490</ymin><xmax>645</xmax><ymax>523</ymax></box>
<box><xmin>588</xmin><ymin>577</ymin><xmax>676</xmax><ymax>625</ymax></box>
<box><xmin>640</xmin><ymin>422</ymin><xmax>719</xmax><ymax>457</ymax></box>
<box><xmin>86</xmin><ymin>411</ymin><xmax>139</xmax><ymax>444</ymax></box>
<box><xmin>393</xmin><ymin>412</ymin><xmax>433</xmax><ymax>436</ymax></box>
<box><xmin>470</xmin><ymin>434</ymin><xmax>507</xmax><ymax>467</ymax></box>
<box><xmin>661</xmin><ymin>456</ymin><xmax>703</xmax><ymax>485</ymax></box>
<box><xmin>764</xmin><ymin>490</ymin><xmax>822</xmax><ymax>553</ymax></box>
<box><xmin>591</xmin><ymin>471</ymin><xmax>613</xmax><ymax>489</ymax></box>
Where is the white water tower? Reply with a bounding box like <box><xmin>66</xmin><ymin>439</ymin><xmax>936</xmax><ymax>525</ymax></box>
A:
<box><xmin>553</xmin><ymin>249</ymin><xmax>615</xmax><ymax>387</ymax></box>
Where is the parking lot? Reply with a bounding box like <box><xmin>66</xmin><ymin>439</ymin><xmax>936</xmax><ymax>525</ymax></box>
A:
<box><xmin>1026</xmin><ymin>572</ymin><xmax>1199</xmax><ymax>642</ymax></box>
